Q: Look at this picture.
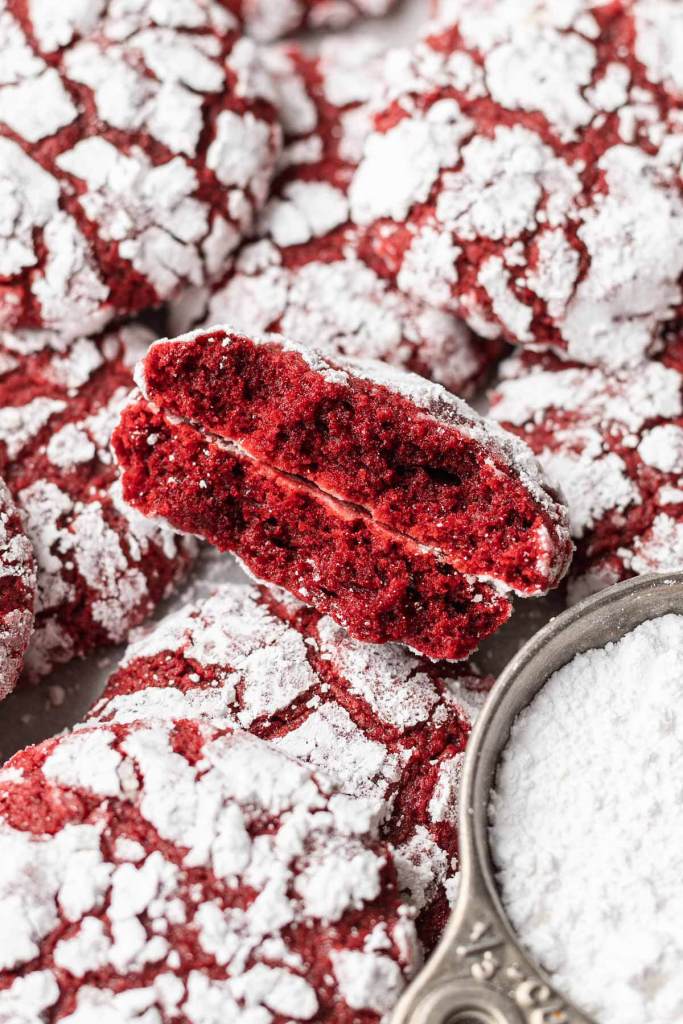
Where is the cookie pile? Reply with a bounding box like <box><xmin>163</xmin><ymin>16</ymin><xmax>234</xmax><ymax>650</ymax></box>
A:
<box><xmin>490</xmin><ymin>334</ymin><xmax>683</xmax><ymax>603</ymax></box>
<box><xmin>1</xmin><ymin>0</ymin><xmax>682</xmax><ymax>1019</ymax></box>
<box><xmin>170</xmin><ymin>37</ymin><xmax>504</xmax><ymax>397</ymax></box>
<box><xmin>352</xmin><ymin>0</ymin><xmax>683</xmax><ymax>368</ymax></box>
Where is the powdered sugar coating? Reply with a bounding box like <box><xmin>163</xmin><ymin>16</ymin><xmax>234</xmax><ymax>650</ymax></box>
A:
<box><xmin>491</xmin><ymin>614</ymin><xmax>683</xmax><ymax>1024</ymax></box>
<box><xmin>235</xmin><ymin>0</ymin><xmax>399</xmax><ymax>42</ymax></box>
<box><xmin>0</xmin><ymin>718</ymin><xmax>419</xmax><ymax>1022</ymax></box>
<box><xmin>173</xmin><ymin>239</ymin><xmax>499</xmax><ymax>398</ymax></box>
<box><xmin>0</xmin><ymin>324</ymin><xmax>195</xmax><ymax>679</ymax></box>
<box><xmin>489</xmin><ymin>333</ymin><xmax>683</xmax><ymax>601</ymax></box>
<box><xmin>87</xmin><ymin>582</ymin><xmax>490</xmax><ymax>947</ymax></box>
<box><xmin>171</xmin><ymin>40</ymin><xmax>502</xmax><ymax>398</ymax></box>
<box><xmin>0</xmin><ymin>478</ymin><xmax>36</xmax><ymax>698</ymax></box>
<box><xmin>0</xmin><ymin>0</ymin><xmax>282</xmax><ymax>338</ymax></box>
<box><xmin>351</xmin><ymin>0</ymin><xmax>683</xmax><ymax>367</ymax></box>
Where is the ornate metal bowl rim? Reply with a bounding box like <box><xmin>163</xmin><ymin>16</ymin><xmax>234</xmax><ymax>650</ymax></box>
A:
<box><xmin>392</xmin><ymin>571</ymin><xmax>683</xmax><ymax>1024</ymax></box>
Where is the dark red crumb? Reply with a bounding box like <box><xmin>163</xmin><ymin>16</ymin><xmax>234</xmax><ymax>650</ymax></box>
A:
<box><xmin>138</xmin><ymin>328</ymin><xmax>572</xmax><ymax>596</ymax></box>
<box><xmin>114</xmin><ymin>399</ymin><xmax>512</xmax><ymax>662</ymax></box>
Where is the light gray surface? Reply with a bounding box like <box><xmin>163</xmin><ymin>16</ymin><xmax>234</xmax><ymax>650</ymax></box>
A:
<box><xmin>0</xmin><ymin>0</ymin><xmax>564</xmax><ymax>762</ymax></box>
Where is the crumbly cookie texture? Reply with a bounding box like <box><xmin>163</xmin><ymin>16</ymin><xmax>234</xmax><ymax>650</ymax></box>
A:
<box><xmin>134</xmin><ymin>326</ymin><xmax>572</xmax><ymax>596</ymax></box>
<box><xmin>0</xmin><ymin>719</ymin><xmax>420</xmax><ymax>1023</ymax></box>
<box><xmin>87</xmin><ymin>583</ymin><xmax>493</xmax><ymax>949</ymax></box>
<box><xmin>0</xmin><ymin>325</ymin><xmax>195</xmax><ymax>680</ymax></box>
<box><xmin>171</xmin><ymin>41</ymin><xmax>502</xmax><ymax>398</ymax></box>
<box><xmin>489</xmin><ymin>329</ymin><xmax>683</xmax><ymax>602</ymax></box>
<box><xmin>0</xmin><ymin>478</ymin><xmax>36</xmax><ymax>698</ymax></box>
<box><xmin>0</xmin><ymin>0</ymin><xmax>282</xmax><ymax>339</ymax></box>
<box><xmin>113</xmin><ymin>327</ymin><xmax>571</xmax><ymax>661</ymax></box>
<box><xmin>234</xmin><ymin>0</ymin><xmax>399</xmax><ymax>42</ymax></box>
<box><xmin>350</xmin><ymin>0</ymin><xmax>683</xmax><ymax>368</ymax></box>
<box><xmin>115</xmin><ymin>394</ymin><xmax>514</xmax><ymax>663</ymax></box>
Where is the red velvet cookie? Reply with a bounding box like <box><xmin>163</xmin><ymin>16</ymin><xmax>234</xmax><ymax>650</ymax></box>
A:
<box><xmin>0</xmin><ymin>479</ymin><xmax>35</xmax><ymax>699</ymax></box>
<box><xmin>0</xmin><ymin>0</ymin><xmax>282</xmax><ymax>339</ymax></box>
<box><xmin>0</xmin><ymin>719</ymin><xmax>419</xmax><ymax>1022</ymax></box>
<box><xmin>171</xmin><ymin>41</ymin><xmax>502</xmax><ymax>398</ymax></box>
<box><xmin>350</xmin><ymin>0</ymin><xmax>683</xmax><ymax>368</ymax></box>
<box><xmin>87</xmin><ymin>583</ymin><xmax>493</xmax><ymax>949</ymax></box>
<box><xmin>113</xmin><ymin>327</ymin><xmax>571</xmax><ymax>661</ymax></box>
<box><xmin>235</xmin><ymin>0</ymin><xmax>399</xmax><ymax>42</ymax></box>
<box><xmin>0</xmin><ymin>325</ymin><xmax>195</xmax><ymax>679</ymax></box>
<box><xmin>490</xmin><ymin>331</ymin><xmax>683</xmax><ymax>602</ymax></box>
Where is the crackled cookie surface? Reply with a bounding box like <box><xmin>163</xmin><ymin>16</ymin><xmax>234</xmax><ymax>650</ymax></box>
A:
<box><xmin>0</xmin><ymin>0</ymin><xmax>281</xmax><ymax>338</ymax></box>
<box><xmin>350</xmin><ymin>0</ymin><xmax>683</xmax><ymax>367</ymax></box>
<box><xmin>235</xmin><ymin>0</ymin><xmax>399</xmax><ymax>42</ymax></box>
<box><xmin>88</xmin><ymin>583</ymin><xmax>492</xmax><ymax>948</ymax></box>
<box><xmin>0</xmin><ymin>479</ymin><xmax>35</xmax><ymax>698</ymax></box>
<box><xmin>0</xmin><ymin>325</ymin><xmax>195</xmax><ymax>679</ymax></box>
<box><xmin>0</xmin><ymin>719</ymin><xmax>419</xmax><ymax>1023</ymax></box>
<box><xmin>113</xmin><ymin>327</ymin><xmax>570</xmax><ymax>660</ymax></box>
<box><xmin>173</xmin><ymin>41</ymin><xmax>501</xmax><ymax>397</ymax></box>
<box><xmin>490</xmin><ymin>330</ymin><xmax>683</xmax><ymax>602</ymax></box>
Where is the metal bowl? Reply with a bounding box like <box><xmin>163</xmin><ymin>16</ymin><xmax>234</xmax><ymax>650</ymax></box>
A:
<box><xmin>392</xmin><ymin>571</ymin><xmax>683</xmax><ymax>1024</ymax></box>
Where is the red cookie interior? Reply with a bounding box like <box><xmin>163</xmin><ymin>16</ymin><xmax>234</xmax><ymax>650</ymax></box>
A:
<box><xmin>137</xmin><ymin>328</ymin><xmax>572</xmax><ymax>595</ymax></box>
<box><xmin>114</xmin><ymin>399</ymin><xmax>512</xmax><ymax>662</ymax></box>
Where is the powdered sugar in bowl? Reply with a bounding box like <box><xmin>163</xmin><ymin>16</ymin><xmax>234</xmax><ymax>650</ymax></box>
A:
<box><xmin>391</xmin><ymin>571</ymin><xmax>683</xmax><ymax>1024</ymax></box>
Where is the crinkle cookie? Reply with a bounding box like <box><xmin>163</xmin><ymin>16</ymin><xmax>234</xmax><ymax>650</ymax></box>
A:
<box><xmin>113</xmin><ymin>326</ymin><xmax>571</xmax><ymax>661</ymax></box>
<box><xmin>0</xmin><ymin>325</ymin><xmax>196</xmax><ymax>679</ymax></box>
<box><xmin>87</xmin><ymin>583</ymin><xmax>493</xmax><ymax>948</ymax></box>
<box><xmin>0</xmin><ymin>719</ymin><xmax>419</xmax><ymax>1023</ymax></box>
<box><xmin>0</xmin><ymin>0</ymin><xmax>282</xmax><ymax>339</ymax></box>
<box><xmin>0</xmin><ymin>478</ymin><xmax>36</xmax><ymax>698</ymax></box>
<box><xmin>489</xmin><ymin>330</ymin><xmax>683</xmax><ymax>602</ymax></box>
<box><xmin>350</xmin><ymin>0</ymin><xmax>683</xmax><ymax>368</ymax></box>
<box><xmin>234</xmin><ymin>0</ymin><xmax>399</xmax><ymax>42</ymax></box>
<box><xmin>172</xmin><ymin>41</ymin><xmax>502</xmax><ymax>398</ymax></box>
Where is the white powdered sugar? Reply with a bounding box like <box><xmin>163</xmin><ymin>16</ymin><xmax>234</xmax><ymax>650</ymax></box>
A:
<box><xmin>490</xmin><ymin>348</ymin><xmax>683</xmax><ymax>596</ymax></box>
<box><xmin>171</xmin><ymin>239</ymin><xmax>489</xmax><ymax>397</ymax></box>
<box><xmin>0</xmin><ymin>139</ymin><xmax>60</xmax><ymax>277</ymax></box>
<box><xmin>0</xmin><ymin>720</ymin><xmax>419</xmax><ymax>1022</ymax></box>
<box><xmin>350</xmin><ymin>0</ymin><xmax>683</xmax><ymax>367</ymax></box>
<box><xmin>27</xmin><ymin>0</ymin><xmax>105</xmax><ymax>51</ymax></box>
<box><xmin>633</xmin><ymin>0</ymin><xmax>683</xmax><ymax>93</ymax></box>
<box><xmin>238</xmin><ymin>0</ymin><xmax>398</xmax><ymax>42</ymax></box>
<box><xmin>562</xmin><ymin>146</ymin><xmax>683</xmax><ymax>368</ymax></box>
<box><xmin>0</xmin><ymin>397</ymin><xmax>66</xmax><ymax>460</ymax></box>
<box><xmin>0</xmin><ymin>325</ymin><xmax>195</xmax><ymax>678</ymax></box>
<box><xmin>0</xmin><ymin>0</ymin><xmax>281</xmax><ymax>336</ymax></box>
<box><xmin>491</xmin><ymin>614</ymin><xmax>683</xmax><ymax>1024</ymax></box>
<box><xmin>107</xmin><ymin>585</ymin><xmax>318</xmax><ymax>728</ymax></box>
<box><xmin>0</xmin><ymin>478</ymin><xmax>36</xmax><ymax>699</ymax></box>
<box><xmin>87</xmin><ymin>583</ymin><xmax>488</xmax><ymax>930</ymax></box>
<box><xmin>170</xmin><ymin>37</ymin><xmax>500</xmax><ymax>400</ymax></box>
<box><xmin>332</xmin><ymin>946</ymin><xmax>406</xmax><ymax>1014</ymax></box>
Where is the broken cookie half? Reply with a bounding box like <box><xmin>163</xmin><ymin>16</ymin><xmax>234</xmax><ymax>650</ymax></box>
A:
<box><xmin>113</xmin><ymin>326</ymin><xmax>572</xmax><ymax>660</ymax></box>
